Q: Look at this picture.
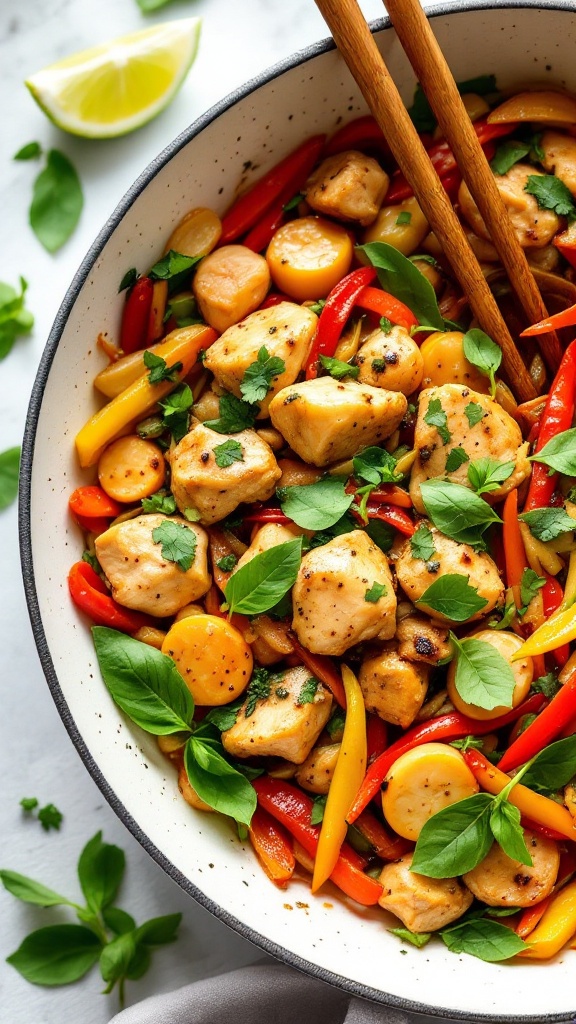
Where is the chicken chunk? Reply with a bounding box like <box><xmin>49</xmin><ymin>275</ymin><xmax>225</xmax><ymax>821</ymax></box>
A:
<box><xmin>167</xmin><ymin>422</ymin><xmax>281</xmax><ymax>526</ymax></box>
<box><xmin>378</xmin><ymin>854</ymin><xmax>473</xmax><ymax>932</ymax></box>
<box><xmin>463</xmin><ymin>830</ymin><xmax>560</xmax><ymax>907</ymax></box>
<box><xmin>304</xmin><ymin>150</ymin><xmax>389</xmax><ymax>226</ymax></box>
<box><xmin>222</xmin><ymin>665</ymin><xmax>332</xmax><ymax>764</ymax></box>
<box><xmin>203</xmin><ymin>303</ymin><xmax>317</xmax><ymax>418</ymax></box>
<box><xmin>292</xmin><ymin>531</ymin><xmax>396</xmax><ymax>656</ymax></box>
<box><xmin>193</xmin><ymin>245</ymin><xmax>270</xmax><ymax>333</ymax></box>
<box><xmin>395</xmin><ymin>611</ymin><xmax>452</xmax><ymax>665</ymax></box>
<box><xmin>294</xmin><ymin>742</ymin><xmax>340</xmax><ymax>794</ymax></box>
<box><xmin>269</xmin><ymin>377</ymin><xmax>407</xmax><ymax>468</ymax></box>
<box><xmin>541</xmin><ymin>131</ymin><xmax>576</xmax><ymax>195</ymax></box>
<box><xmin>354</xmin><ymin>324</ymin><xmax>424</xmax><ymax>394</ymax></box>
<box><xmin>410</xmin><ymin>384</ymin><xmax>530</xmax><ymax>512</ymax></box>
<box><xmin>395</xmin><ymin>524</ymin><xmax>504</xmax><ymax>625</ymax></box>
<box><xmin>95</xmin><ymin>513</ymin><xmax>210</xmax><ymax>618</ymax></box>
<box><xmin>459</xmin><ymin>164</ymin><xmax>560</xmax><ymax>248</ymax></box>
<box><xmin>358</xmin><ymin>642</ymin><xmax>430</xmax><ymax>729</ymax></box>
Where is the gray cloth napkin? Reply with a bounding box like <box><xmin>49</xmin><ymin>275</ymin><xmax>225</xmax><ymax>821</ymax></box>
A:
<box><xmin>108</xmin><ymin>961</ymin><xmax>453</xmax><ymax>1024</ymax></box>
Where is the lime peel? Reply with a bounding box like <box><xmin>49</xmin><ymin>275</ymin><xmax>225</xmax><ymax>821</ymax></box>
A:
<box><xmin>25</xmin><ymin>18</ymin><xmax>201</xmax><ymax>139</ymax></box>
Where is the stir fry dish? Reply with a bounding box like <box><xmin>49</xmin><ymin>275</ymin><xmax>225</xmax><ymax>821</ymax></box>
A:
<box><xmin>69</xmin><ymin>78</ymin><xmax>576</xmax><ymax>964</ymax></box>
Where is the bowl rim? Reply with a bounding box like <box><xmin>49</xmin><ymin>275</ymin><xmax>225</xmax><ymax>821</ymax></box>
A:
<box><xmin>19</xmin><ymin>4</ymin><xmax>576</xmax><ymax>1018</ymax></box>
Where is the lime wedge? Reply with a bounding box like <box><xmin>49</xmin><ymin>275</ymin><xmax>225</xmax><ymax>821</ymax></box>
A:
<box><xmin>25</xmin><ymin>18</ymin><xmax>202</xmax><ymax>139</ymax></box>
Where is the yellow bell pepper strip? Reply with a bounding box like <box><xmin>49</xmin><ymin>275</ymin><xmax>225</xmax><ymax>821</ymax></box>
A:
<box><xmin>513</xmin><ymin>603</ymin><xmax>576</xmax><ymax>660</ymax></box>
<box><xmin>94</xmin><ymin>323</ymin><xmax>216</xmax><ymax>398</ymax></box>
<box><xmin>75</xmin><ymin>324</ymin><xmax>216</xmax><ymax>468</ymax></box>
<box><xmin>311</xmin><ymin>665</ymin><xmax>367</xmax><ymax>893</ymax></box>
<box><xmin>518</xmin><ymin>880</ymin><xmax>576</xmax><ymax>959</ymax></box>
<box><xmin>462</xmin><ymin>749</ymin><xmax>576</xmax><ymax>842</ymax></box>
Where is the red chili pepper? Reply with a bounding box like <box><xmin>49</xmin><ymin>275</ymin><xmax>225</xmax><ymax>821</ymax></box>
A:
<box><xmin>68</xmin><ymin>561</ymin><xmax>150</xmax><ymax>634</ymax></box>
<box><xmin>523</xmin><ymin>340</ymin><xmax>576</xmax><ymax>512</ymax></box>
<box><xmin>366</xmin><ymin>485</ymin><xmax>412</xmax><ymax>509</ymax></box>
<box><xmin>305</xmin><ymin>267</ymin><xmax>377</xmax><ymax>379</ymax></box>
<box><xmin>120</xmin><ymin>277</ymin><xmax>154</xmax><ymax>355</ymax></box>
<box><xmin>260</xmin><ymin>292</ymin><xmax>292</xmax><ymax>309</ymax></box>
<box><xmin>324</xmin><ymin>116</ymin><xmax>390</xmax><ymax>157</ymax></box>
<box><xmin>542</xmin><ymin>574</ymin><xmax>570</xmax><ymax>668</ymax></box>
<box><xmin>363</xmin><ymin>503</ymin><xmax>415</xmax><ymax>536</ymax></box>
<box><xmin>366</xmin><ymin>714</ymin><xmax>387</xmax><ymax>764</ymax></box>
<box><xmin>354</xmin><ymin>286</ymin><xmax>419</xmax><ymax>332</ymax></box>
<box><xmin>440</xmin><ymin>170</ymin><xmax>462</xmax><ymax>202</ymax></box>
<box><xmin>289</xmin><ymin>634</ymin><xmax>346</xmax><ymax>708</ymax></box>
<box><xmin>520</xmin><ymin>818</ymin><xmax>568</xmax><ymax>843</ymax></box>
<box><xmin>347</xmin><ymin>694</ymin><xmax>546</xmax><ymax>824</ymax></box>
<box><xmin>353</xmin><ymin>809</ymin><xmax>412</xmax><ymax>861</ymax></box>
<box><xmin>69</xmin><ymin>486</ymin><xmax>123</xmax><ymax>520</ymax></box>
<box><xmin>520</xmin><ymin>302</ymin><xmax>576</xmax><ymax>336</ymax></box>
<box><xmin>253</xmin><ymin>777</ymin><xmax>382</xmax><ymax>905</ymax></box>
<box><xmin>498</xmin><ymin>674</ymin><xmax>576</xmax><ymax>773</ymax></box>
<box><xmin>242</xmin><ymin>508</ymin><xmax>293</xmax><ymax>525</ymax></box>
<box><xmin>219</xmin><ymin>135</ymin><xmax>326</xmax><ymax>245</ymax></box>
<box><xmin>248</xmin><ymin>805</ymin><xmax>295</xmax><ymax>887</ymax></box>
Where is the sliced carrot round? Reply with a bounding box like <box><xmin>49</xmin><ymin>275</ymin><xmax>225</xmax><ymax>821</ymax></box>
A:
<box><xmin>161</xmin><ymin>614</ymin><xmax>253</xmax><ymax>706</ymax></box>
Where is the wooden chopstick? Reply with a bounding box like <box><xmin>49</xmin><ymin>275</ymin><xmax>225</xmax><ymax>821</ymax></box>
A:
<box><xmin>313</xmin><ymin>0</ymin><xmax>537</xmax><ymax>402</ymax></box>
<box><xmin>382</xmin><ymin>0</ymin><xmax>563</xmax><ymax>373</ymax></box>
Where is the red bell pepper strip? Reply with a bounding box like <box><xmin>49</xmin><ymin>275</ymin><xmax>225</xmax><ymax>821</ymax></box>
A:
<box><xmin>120</xmin><ymin>277</ymin><xmax>154</xmax><ymax>355</ymax></box>
<box><xmin>542</xmin><ymin>575</ymin><xmax>570</xmax><ymax>668</ymax></box>
<box><xmin>305</xmin><ymin>267</ymin><xmax>377</xmax><ymax>379</ymax></box>
<box><xmin>219</xmin><ymin>135</ymin><xmax>326</xmax><ymax>245</ymax></box>
<box><xmin>347</xmin><ymin>694</ymin><xmax>547</xmax><ymax>824</ymax></box>
<box><xmin>69</xmin><ymin>486</ymin><xmax>123</xmax><ymax>520</ymax></box>
<box><xmin>440</xmin><ymin>170</ymin><xmax>463</xmax><ymax>202</ymax></box>
<box><xmin>520</xmin><ymin>302</ymin><xmax>576</xmax><ymax>336</ymax></box>
<box><xmin>554</xmin><ymin>222</ymin><xmax>576</xmax><ymax>271</ymax></box>
<box><xmin>523</xmin><ymin>340</ymin><xmax>576</xmax><ymax>512</ymax></box>
<box><xmin>248</xmin><ymin>805</ymin><xmax>295</xmax><ymax>887</ymax></box>
<box><xmin>68</xmin><ymin>561</ymin><xmax>150</xmax><ymax>634</ymax></box>
<box><xmin>366</xmin><ymin>713</ymin><xmax>387</xmax><ymax>764</ymax></box>
<box><xmin>366</xmin><ymin>485</ymin><xmax>412</xmax><ymax>508</ymax></box>
<box><xmin>253</xmin><ymin>777</ymin><xmax>382</xmax><ymax>905</ymax></box>
<box><xmin>324</xmin><ymin>116</ymin><xmax>390</xmax><ymax>157</ymax></box>
<box><xmin>354</xmin><ymin>809</ymin><xmax>412</xmax><ymax>861</ymax></box>
<box><xmin>242</xmin><ymin>507</ymin><xmax>293</xmax><ymax>525</ymax></box>
<box><xmin>71</xmin><ymin>513</ymin><xmax>112</xmax><ymax>536</ymax></box>
<box><xmin>520</xmin><ymin>818</ymin><xmax>568</xmax><ymax>843</ymax></box>
<box><xmin>288</xmin><ymin>634</ymin><xmax>346</xmax><ymax>709</ymax></box>
<box><xmin>260</xmin><ymin>292</ymin><xmax>292</xmax><ymax>309</ymax></box>
<box><xmin>498</xmin><ymin>673</ymin><xmax>576</xmax><ymax>773</ymax></box>
<box><xmin>363</xmin><ymin>503</ymin><xmax>415</xmax><ymax>536</ymax></box>
<box><xmin>354</xmin><ymin>286</ymin><xmax>419</xmax><ymax>332</ymax></box>
<box><xmin>516</xmin><ymin>899</ymin><xmax>550</xmax><ymax>938</ymax></box>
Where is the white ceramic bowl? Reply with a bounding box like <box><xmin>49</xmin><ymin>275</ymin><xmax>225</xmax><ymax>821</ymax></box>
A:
<box><xmin>20</xmin><ymin>5</ymin><xmax>576</xmax><ymax>1019</ymax></box>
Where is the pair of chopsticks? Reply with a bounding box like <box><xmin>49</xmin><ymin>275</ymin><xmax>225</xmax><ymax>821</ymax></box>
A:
<box><xmin>314</xmin><ymin>0</ymin><xmax>562</xmax><ymax>403</ymax></box>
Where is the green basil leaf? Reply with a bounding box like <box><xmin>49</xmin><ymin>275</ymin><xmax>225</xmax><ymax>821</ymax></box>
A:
<box><xmin>519</xmin><ymin>506</ymin><xmax>576</xmax><ymax>542</ymax></box>
<box><xmin>205</xmin><ymin>699</ymin><xmax>243</xmax><ymax>731</ymax></box>
<box><xmin>525</xmin><ymin>174</ymin><xmax>576</xmax><ymax>218</ymax></box>
<box><xmin>100</xmin><ymin>932</ymin><xmax>136</xmax><ymax>991</ymax></box>
<box><xmin>77</xmin><ymin>831</ymin><xmax>125</xmax><ymax>914</ymax></box>
<box><xmin>489</xmin><ymin>801</ymin><xmax>532</xmax><ymax>866</ymax></box>
<box><xmin>213</xmin><ymin>438</ymin><xmax>244</xmax><ymax>469</ymax></box>
<box><xmin>0</xmin><ymin>446</ymin><xmax>20</xmax><ymax>510</ymax></box>
<box><xmin>423</xmin><ymin>397</ymin><xmax>451</xmax><ymax>445</ymax></box>
<box><xmin>530</xmin><ymin>426</ymin><xmax>576</xmax><ymax>475</ymax></box>
<box><xmin>519</xmin><ymin>567</ymin><xmax>546</xmax><ymax>612</ymax></box>
<box><xmin>310</xmin><ymin>794</ymin><xmax>327</xmax><ymax>825</ymax></box>
<box><xmin>467</xmin><ymin>458</ymin><xmax>515</xmax><ymax>496</ymax></box>
<box><xmin>353</xmin><ymin>447</ymin><xmax>400</xmax><ymax>487</ymax></box>
<box><xmin>408</xmin><ymin>83</ymin><xmax>436</xmax><ymax>132</ymax></box>
<box><xmin>416</xmin><ymin>575</ymin><xmax>488</xmax><ymax>622</ymax></box>
<box><xmin>410</xmin><ymin>523</ymin><xmax>436</xmax><ymax>562</ymax></box>
<box><xmin>92</xmin><ymin>626</ymin><xmax>194</xmax><ymax>735</ymax></box>
<box><xmin>184</xmin><ymin>734</ymin><xmax>256</xmax><ymax>826</ymax></box>
<box><xmin>240</xmin><ymin>346</ymin><xmax>286</xmax><ymax>404</ymax></box>
<box><xmin>204</xmin><ymin>393</ymin><xmax>259</xmax><ymax>434</ymax></box>
<box><xmin>136</xmin><ymin>0</ymin><xmax>177</xmax><ymax>11</ymax></box>
<box><xmin>102</xmin><ymin>907</ymin><xmax>136</xmax><ymax>936</ymax></box>
<box><xmin>445</xmin><ymin>447</ymin><xmax>470</xmax><ymax>473</ymax></box>
<box><xmin>462</xmin><ymin>329</ymin><xmax>502</xmax><ymax>397</ymax></box>
<box><xmin>440</xmin><ymin>917</ymin><xmax>527</xmax><ymax>962</ymax></box>
<box><xmin>224</xmin><ymin>537</ymin><xmax>302</xmax><ymax>615</ymax></box>
<box><xmin>531</xmin><ymin>672</ymin><xmax>561</xmax><ymax>699</ymax></box>
<box><xmin>521</xmin><ymin>735</ymin><xmax>576</xmax><ymax>791</ymax></box>
<box><xmin>357</xmin><ymin>242</ymin><xmax>444</xmax><ymax>330</ymax></box>
<box><xmin>135</xmin><ymin>913</ymin><xmax>182</xmax><ymax>946</ymax></box>
<box><xmin>389</xmin><ymin>927</ymin><xmax>431</xmax><ymax>948</ymax></box>
<box><xmin>149</xmin><ymin>250</ymin><xmax>200</xmax><ymax>282</ymax></box>
<box><xmin>420</xmin><ymin>479</ymin><xmax>500</xmax><ymax>544</ymax></box>
<box><xmin>278</xmin><ymin>477</ymin><xmax>353</xmax><ymax>530</ymax></box>
<box><xmin>319</xmin><ymin>354</ymin><xmax>359</xmax><ymax>380</ymax></box>
<box><xmin>365</xmin><ymin>519</ymin><xmax>395</xmax><ymax>552</ymax></box>
<box><xmin>0</xmin><ymin>870</ymin><xmax>71</xmax><ymax>908</ymax></box>
<box><xmin>411</xmin><ymin>793</ymin><xmax>494</xmax><ymax>877</ymax></box>
<box><xmin>0</xmin><ymin>278</ymin><xmax>34</xmax><ymax>360</ymax></box>
<box><xmin>6</xmin><ymin>925</ymin><xmax>101</xmax><ymax>985</ymax></box>
<box><xmin>125</xmin><ymin>944</ymin><xmax>151</xmax><ymax>980</ymax></box>
<box><xmin>29</xmin><ymin>149</ymin><xmax>83</xmax><ymax>253</ymax></box>
<box><xmin>14</xmin><ymin>141</ymin><xmax>42</xmax><ymax>161</ymax></box>
<box><xmin>450</xmin><ymin>635</ymin><xmax>516</xmax><ymax>711</ymax></box>
<box><xmin>118</xmin><ymin>268</ymin><xmax>138</xmax><ymax>293</ymax></box>
<box><xmin>490</xmin><ymin>140</ymin><xmax>530</xmax><ymax>175</ymax></box>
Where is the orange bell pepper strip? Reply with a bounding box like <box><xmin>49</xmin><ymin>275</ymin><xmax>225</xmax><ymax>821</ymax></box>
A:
<box><xmin>312</xmin><ymin>665</ymin><xmax>367</xmax><ymax>892</ymax></box>
<box><xmin>502</xmin><ymin>489</ymin><xmax>528</xmax><ymax>609</ymax></box>
<box><xmin>520</xmin><ymin>301</ymin><xmax>576</xmax><ymax>336</ymax></box>
<box><xmin>462</xmin><ymin>749</ymin><xmax>576</xmax><ymax>842</ymax></box>
<box><xmin>518</xmin><ymin>880</ymin><xmax>576</xmax><ymax>958</ymax></box>
<box><xmin>354</xmin><ymin>809</ymin><xmax>412</xmax><ymax>861</ymax></box>
<box><xmin>69</xmin><ymin>485</ymin><xmax>123</xmax><ymax>519</ymax></box>
<box><xmin>248</xmin><ymin>806</ymin><xmax>295</xmax><ymax>887</ymax></box>
<box><xmin>515</xmin><ymin>898</ymin><xmax>551</xmax><ymax>939</ymax></box>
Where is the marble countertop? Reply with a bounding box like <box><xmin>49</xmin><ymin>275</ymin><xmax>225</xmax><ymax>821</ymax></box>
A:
<box><xmin>0</xmin><ymin>1</ymin><xmax>387</xmax><ymax>1022</ymax></box>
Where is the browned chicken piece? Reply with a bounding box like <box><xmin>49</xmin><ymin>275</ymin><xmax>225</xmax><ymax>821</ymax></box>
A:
<box><xmin>358</xmin><ymin>642</ymin><xmax>430</xmax><ymax>729</ymax></box>
<box><xmin>378</xmin><ymin>854</ymin><xmax>473</xmax><ymax>932</ymax></box>
<box><xmin>294</xmin><ymin>743</ymin><xmax>341</xmax><ymax>794</ymax></box>
<box><xmin>193</xmin><ymin>244</ymin><xmax>270</xmax><ymax>333</ymax></box>
<box><xmin>292</xmin><ymin>531</ymin><xmax>396</xmax><ymax>656</ymax></box>
<box><xmin>304</xmin><ymin>150</ymin><xmax>389</xmax><ymax>226</ymax></box>
<box><xmin>203</xmin><ymin>303</ymin><xmax>318</xmax><ymax>418</ymax></box>
<box><xmin>459</xmin><ymin>164</ymin><xmax>560</xmax><ymax>248</ymax></box>
<box><xmin>410</xmin><ymin>384</ymin><xmax>530</xmax><ymax>512</ymax></box>
<box><xmin>95</xmin><ymin>513</ymin><xmax>210</xmax><ymax>617</ymax></box>
<box><xmin>395</xmin><ymin>524</ymin><xmax>504</xmax><ymax>625</ymax></box>
<box><xmin>395</xmin><ymin>611</ymin><xmax>452</xmax><ymax>665</ymax></box>
<box><xmin>222</xmin><ymin>666</ymin><xmax>332</xmax><ymax>764</ymax></box>
<box><xmin>269</xmin><ymin>377</ymin><xmax>407</xmax><ymax>467</ymax></box>
<box><xmin>354</xmin><ymin>324</ymin><xmax>424</xmax><ymax>394</ymax></box>
<box><xmin>167</xmin><ymin>422</ymin><xmax>281</xmax><ymax>526</ymax></box>
<box><xmin>540</xmin><ymin>131</ymin><xmax>576</xmax><ymax>195</ymax></box>
<box><xmin>463</xmin><ymin>831</ymin><xmax>560</xmax><ymax>907</ymax></box>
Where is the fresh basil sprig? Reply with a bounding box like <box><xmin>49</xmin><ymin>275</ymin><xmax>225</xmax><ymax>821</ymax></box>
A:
<box><xmin>277</xmin><ymin>476</ymin><xmax>353</xmax><ymax>531</ymax></box>
<box><xmin>184</xmin><ymin>724</ymin><xmax>256</xmax><ymax>827</ymax></box>
<box><xmin>410</xmin><ymin>523</ymin><xmax>436</xmax><ymax>562</ymax></box>
<box><xmin>467</xmin><ymin>458</ymin><xmax>515</xmax><ymax>496</ymax></box>
<box><xmin>149</xmin><ymin>250</ymin><xmax>201</xmax><ymax>284</ymax></box>
<box><xmin>450</xmin><ymin>634</ymin><xmax>516</xmax><ymax>711</ymax></box>
<box><xmin>519</xmin><ymin>506</ymin><xmax>576</xmax><ymax>543</ymax></box>
<box><xmin>440</xmin><ymin>914</ymin><xmax>527</xmax><ymax>962</ymax></box>
<box><xmin>529</xmin><ymin>427</ymin><xmax>576</xmax><ymax>477</ymax></box>
<box><xmin>224</xmin><ymin>537</ymin><xmax>303</xmax><ymax>615</ymax></box>
<box><xmin>462</xmin><ymin>329</ymin><xmax>502</xmax><ymax>398</ymax></box>
<box><xmin>420</xmin><ymin>479</ymin><xmax>500</xmax><ymax>546</ymax></box>
<box><xmin>357</xmin><ymin>242</ymin><xmax>444</xmax><ymax>330</ymax></box>
<box><xmin>29</xmin><ymin>149</ymin><xmax>83</xmax><ymax>253</ymax></box>
<box><xmin>0</xmin><ymin>277</ymin><xmax>34</xmax><ymax>360</ymax></box>
<box><xmin>416</xmin><ymin>574</ymin><xmax>488</xmax><ymax>622</ymax></box>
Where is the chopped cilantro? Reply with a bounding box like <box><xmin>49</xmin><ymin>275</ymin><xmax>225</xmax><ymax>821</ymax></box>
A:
<box><xmin>240</xmin><ymin>346</ymin><xmax>286</xmax><ymax>404</ymax></box>
<box><xmin>244</xmin><ymin>668</ymin><xmax>271</xmax><ymax>717</ymax></box>
<box><xmin>525</xmin><ymin>174</ymin><xmax>576</xmax><ymax>219</ymax></box>
<box><xmin>445</xmin><ymin>447</ymin><xmax>470</xmax><ymax>473</ymax></box>
<box><xmin>424</xmin><ymin>398</ymin><xmax>451</xmax><ymax>445</ymax></box>
<box><xmin>464</xmin><ymin>402</ymin><xmax>486</xmax><ymax>427</ymax></box>
<box><xmin>141</xmin><ymin>490</ymin><xmax>177</xmax><ymax>515</ymax></box>
<box><xmin>151</xmin><ymin>520</ymin><xmax>197</xmax><ymax>571</ymax></box>
<box><xmin>213</xmin><ymin>439</ymin><xmax>244</xmax><ymax>468</ymax></box>
<box><xmin>410</xmin><ymin>523</ymin><xmax>436</xmax><ymax>562</ymax></box>
<box><xmin>20</xmin><ymin>797</ymin><xmax>38</xmax><ymax>812</ymax></box>
<box><xmin>204</xmin><ymin>393</ymin><xmax>259</xmax><ymax>434</ymax></box>
<box><xmin>38</xmin><ymin>803</ymin><xmax>63</xmax><ymax>831</ymax></box>
<box><xmin>143</xmin><ymin>350</ymin><xmax>182</xmax><ymax>385</ymax></box>
<box><xmin>297</xmin><ymin>678</ymin><xmax>319</xmax><ymax>705</ymax></box>
<box><xmin>216</xmin><ymin>554</ymin><xmax>238</xmax><ymax>572</ymax></box>
<box><xmin>379</xmin><ymin>316</ymin><xmax>393</xmax><ymax>335</ymax></box>
<box><xmin>364</xmin><ymin>581</ymin><xmax>388</xmax><ymax>602</ymax></box>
